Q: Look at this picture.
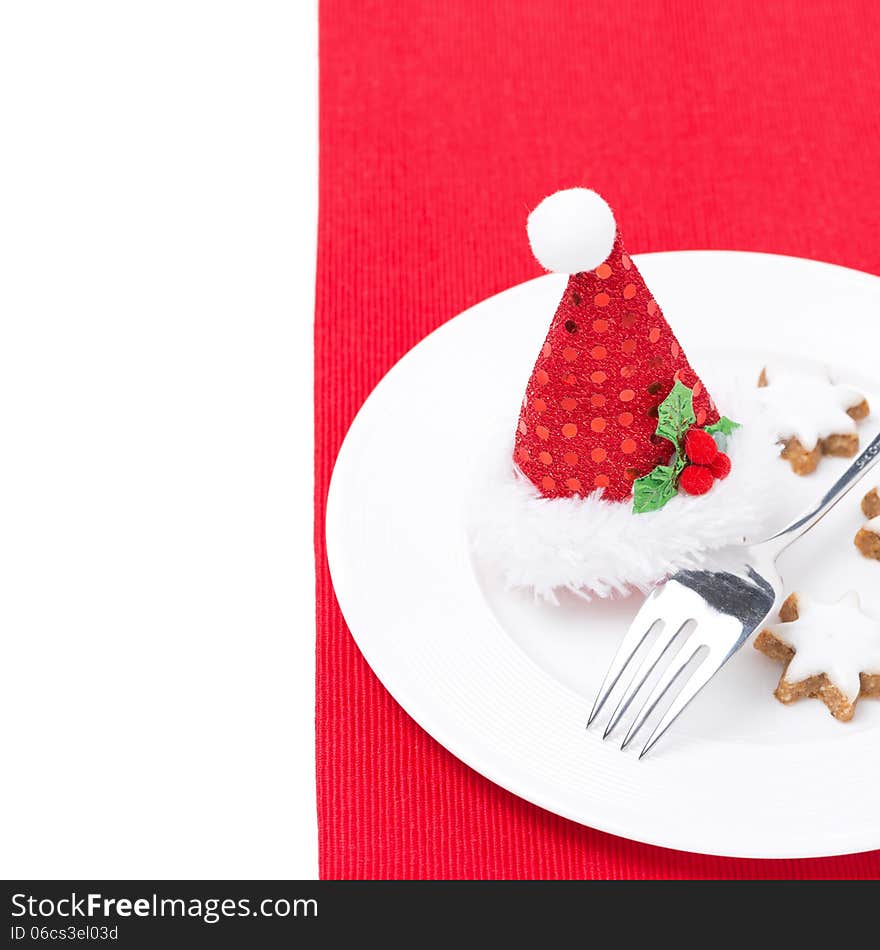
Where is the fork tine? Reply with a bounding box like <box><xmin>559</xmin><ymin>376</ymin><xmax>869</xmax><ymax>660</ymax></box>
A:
<box><xmin>619</xmin><ymin>639</ymin><xmax>703</xmax><ymax>750</ymax></box>
<box><xmin>638</xmin><ymin>649</ymin><xmax>727</xmax><ymax>759</ymax></box>
<box><xmin>602</xmin><ymin>617</ymin><xmax>690</xmax><ymax>738</ymax></box>
<box><xmin>586</xmin><ymin>602</ymin><xmax>661</xmax><ymax>727</ymax></box>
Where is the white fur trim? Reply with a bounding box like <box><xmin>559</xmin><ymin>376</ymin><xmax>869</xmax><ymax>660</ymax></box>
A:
<box><xmin>469</xmin><ymin>392</ymin><xmax>787</xmax><ymax>602</ymax></box>
<box><xmin>527</xmin><ymin>188</ymin><xmax>617</xmax><ymax>274</ymax></box>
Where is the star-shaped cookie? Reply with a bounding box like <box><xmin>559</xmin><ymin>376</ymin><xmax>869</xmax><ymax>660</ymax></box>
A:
<box><xmin>754</xmin><ymin>592</ymin><xmax>880</xmax><ymax>721</ymax></box>
<box><xmin>862</xmin><ymin>484</ymin><xmax>880</xmax><ymax>519</ymax></box>
<box><xmin>855</xmin><ymin>517</ymin><xmax>880</xmax><ymax>562</ymax></box>
<box><xmin>855</xmin><ymin>486</ymin><xmax>880</xmax><ymax>561</ymax></box>
<box><xmin>757</xmin><ymin>365</ymin><xmax>869</xmax><ymax>475</ymax></box>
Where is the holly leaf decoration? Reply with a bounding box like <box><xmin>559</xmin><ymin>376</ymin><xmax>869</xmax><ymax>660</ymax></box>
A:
<box><xmin>655</xmin><ymin>379</ymin><xmax>696</xmax><ymax>448</ymax></box>
<box><xmin>670</xmin><ymin>448</ymin><xmax>687</xmax><ymax>479</ymax></box>
<box><xmin>632</xmin><ymin>464</ymin><xmax>679</xmax><ymax>514</ymax></box>
<box><xmin>704</xmin><ymin>415</ymin><xmax>741</xmax><ymax>437</ymax></box>
<box><xmin>632</xmin><ymin>381</ymin><xmax>740</xmax><ymax>513</ymax></box>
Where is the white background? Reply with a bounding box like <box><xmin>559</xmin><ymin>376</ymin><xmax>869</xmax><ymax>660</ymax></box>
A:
<box><xmin>0</xmin><ymin>1</ymin><xmax>319</xmax><ymax>878</ymax></box>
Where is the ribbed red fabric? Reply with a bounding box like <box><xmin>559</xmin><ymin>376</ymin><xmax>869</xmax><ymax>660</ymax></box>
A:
<box><xmin>316</xmin><ymin>0</ymin><xmax>880</xmax><ymax>878</ymax></box>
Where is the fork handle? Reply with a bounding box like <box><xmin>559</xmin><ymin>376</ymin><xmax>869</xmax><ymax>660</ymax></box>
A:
<box><xmin>764</xmin><ymin>430</ymin><xmax>880</xmax><ymax>558</ymax></box>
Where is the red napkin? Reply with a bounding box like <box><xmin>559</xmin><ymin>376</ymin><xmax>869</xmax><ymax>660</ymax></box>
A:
<box><xmin>316</xmin><ymin>0</ymin><xmax>880</xmax><ymax>878</ymax></box>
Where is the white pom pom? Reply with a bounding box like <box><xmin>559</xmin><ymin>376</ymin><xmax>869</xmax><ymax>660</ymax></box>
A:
<box><xmin>527</xmin><ymin>188</ymin><xmax>617</xmax><ymax>274</ymax></box>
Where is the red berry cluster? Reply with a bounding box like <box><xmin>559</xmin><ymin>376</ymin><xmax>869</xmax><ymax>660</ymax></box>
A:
<box><xmin>679</xmin><ymin>428</ymin><xmax>731</xmax><ymax>496</ymax></box>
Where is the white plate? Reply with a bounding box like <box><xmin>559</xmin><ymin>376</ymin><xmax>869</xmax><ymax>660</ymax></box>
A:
<box><xmin>326</xmin><ymin>251</ymin><xmax>880</xmax><ymax>860</ymax></box>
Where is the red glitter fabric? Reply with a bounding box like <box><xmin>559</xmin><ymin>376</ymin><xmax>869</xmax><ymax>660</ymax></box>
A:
<box><xmin>515</xmin><ymin>233</ymin><xmax>718</xmax><ymax>501</ymax></box>
<box><xmin>317</xmin><ymin>0</ymin><xmax>880</xmax><ymax>879</ymax></box>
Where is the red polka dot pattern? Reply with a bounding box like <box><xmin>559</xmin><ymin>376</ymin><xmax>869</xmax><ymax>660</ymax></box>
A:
<box><xmin>514</xmin><ymin>234</ymin><xmax>719</xmax><ymax>501</ymax></box>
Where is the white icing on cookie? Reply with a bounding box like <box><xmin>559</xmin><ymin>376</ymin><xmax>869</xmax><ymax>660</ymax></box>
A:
<box><xmin>863</xmin><ymin>516</ymin><xmax>880</xmax><ymax>537</ymax></box>
<box><xmin>758</xmin><ymin>366</ymin><xmax>865</xmax><ymax>450</ymax></box>
<box><xmin>767</xmin><ymin>592</ymin><xmax>880</xmax><ymax>703</ymax></box>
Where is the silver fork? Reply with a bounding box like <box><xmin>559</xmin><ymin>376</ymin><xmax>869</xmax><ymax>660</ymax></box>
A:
<box><xmin>587</xmin><ymin>431</ymin><xmax>880</xmax><ymax>758</ymax></box>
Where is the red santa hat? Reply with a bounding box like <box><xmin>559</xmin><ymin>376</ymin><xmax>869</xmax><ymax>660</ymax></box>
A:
<box><xmin>470</xmin><ymin>188</ymin><xmax>782</xmax><ymax>600</ymax></box>
<box><xmin>516</xmin><ymin>188</ymin><xmax>720</xmax><ymax>503</ymax></box>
